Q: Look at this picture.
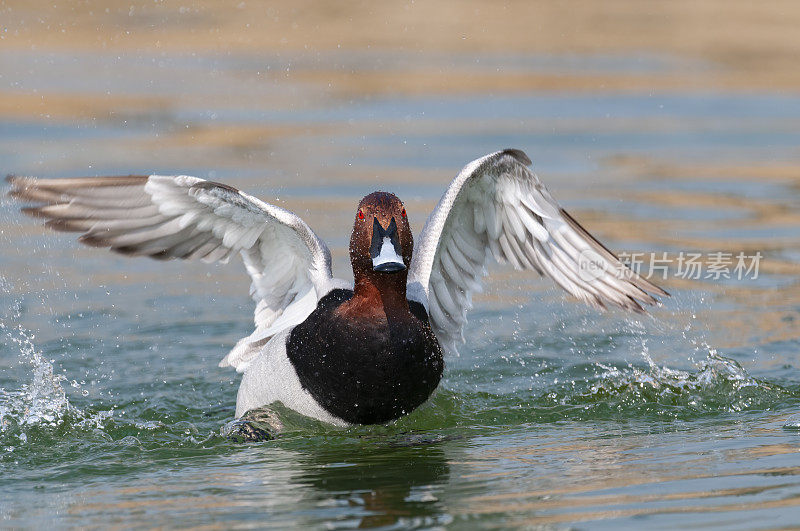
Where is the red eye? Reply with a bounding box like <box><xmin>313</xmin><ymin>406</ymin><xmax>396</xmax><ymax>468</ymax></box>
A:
<box><xmin>401</xmin><ymin>208</ymin><xmax>407</xmax><ymax>218</ymax></box>
<box><xmin>358</xmin><ymin>210</ymin><xmax>365</xmax><ymax>220</ymax></box>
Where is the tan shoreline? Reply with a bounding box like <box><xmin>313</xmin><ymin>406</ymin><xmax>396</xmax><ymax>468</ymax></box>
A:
<box><xmin>2</xmin><ymin>0</ymin><xmax>800</xmax><ymax>91</ymax></box>
<box><xmin>3</xmin><ymin>0</ymin><xmax>800</xmax><ymax>126</ymax></box>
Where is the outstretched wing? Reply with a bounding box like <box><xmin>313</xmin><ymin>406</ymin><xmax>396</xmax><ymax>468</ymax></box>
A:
<box><xmin>407</xmin><ymin>149</ymin><xmax>667</xmax><ymax>355</ymax></box>
<box><xmin>7</xmin><ymin>174</ymin><xmax>347</xmax><ymax>371</ymax></box>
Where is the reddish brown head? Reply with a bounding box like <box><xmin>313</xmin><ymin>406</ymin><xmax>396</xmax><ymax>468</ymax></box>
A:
<box><xmin>349</xmin><ymin>192</ymin><xmax>413</xmax><ymax>288</ymax></box>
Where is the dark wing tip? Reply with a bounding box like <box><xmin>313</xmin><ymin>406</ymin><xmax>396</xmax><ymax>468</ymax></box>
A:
<box><xmin>6</xmin><ymin>174</ymin><xmax>28</xmax><ymax>197</ymax></box>
<box><xmin>501</xmin><ymin>148</ymin><xmax>532</xmax><ymax>166</ymax></box>
<box><xmin>7</xmin><ymin>189</ymin><xmax>25</xmax><ymax>201</ymax></box>
<box><xmin>78</xmin><ymin>234</ymin><xmax>109</xmax><ymax>248</ymax></box>
<box><xmin>20</xmin><ymin>206</ymin><xmax>47</xmax><ymax>219</ymax></box>
<box><xmin>559</xmin><ymin>207</ymin><xmax>669</xmax><ymax>302</ymax></box>
<box><xmin>45</xmin><ymin>219</ymin><xmax>84</xmax><ymax>233</ymax></box>
<box><xmin>193</xmin><ymin>180</ymin><xmax>241</xmax><ymax>194</ymax></box>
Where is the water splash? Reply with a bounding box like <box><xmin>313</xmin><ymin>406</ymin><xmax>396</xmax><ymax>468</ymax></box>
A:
<box><xmin>0</xmin><ymin>277</ymin><xmax>73</xmax><ymax>439</ymax></box>
<box><xmin>568</xmin><ymin>301</ymin><xmax>776</xmax><ymax>415</ymax></box>
<box><xmin>0</xmin><ymin>326</ymin><xmax>71</xmax><ymax>429</ymax></box>
<box><xmin>585</xmin><ymin>345</ymin><xmax>774</xmax><ymax>417</ymax></box>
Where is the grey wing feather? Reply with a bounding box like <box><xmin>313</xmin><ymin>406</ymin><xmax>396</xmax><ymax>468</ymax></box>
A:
<box><xmin>7</xmin><ymin>173</ymin><xmax>345</xmax><ymax>371</ymax></box>
<box><xmin>407</xmin><ymin>149</ymin><xmax>667</xmax><ymax>355</ymax></box>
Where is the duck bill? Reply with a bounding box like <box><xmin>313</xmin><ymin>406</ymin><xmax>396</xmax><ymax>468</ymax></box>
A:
<box><xmin>371</xmin><ymin>217</ymin><xmax>406</xmax><ymax>273</ymax></box>
<box><xmin>372</xmin><ymin>238</ymin><xmax>406</xmax><ymax>272</ymax></box>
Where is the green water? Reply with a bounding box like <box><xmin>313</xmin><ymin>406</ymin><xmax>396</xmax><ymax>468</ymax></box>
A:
<box><xmin>2</xmin><ymin>49</ymin><xmax>800</xmax><ymax>529</ymax></box>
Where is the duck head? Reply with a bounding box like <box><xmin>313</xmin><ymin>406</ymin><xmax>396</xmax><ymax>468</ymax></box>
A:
<box><xmin>350</xmin><ymin>192</ymin><xmax>413</xmax><ymax>284</ymax></box>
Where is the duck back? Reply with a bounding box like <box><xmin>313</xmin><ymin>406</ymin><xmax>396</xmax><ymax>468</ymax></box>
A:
<box><xmin>287</xmin><ymin>289</ymin><xmax>444</xmax><ymax>424</ymax></box>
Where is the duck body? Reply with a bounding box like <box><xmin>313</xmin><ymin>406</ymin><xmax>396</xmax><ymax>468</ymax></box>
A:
<box><xmin>287</xmin><ymin>288</ymin><xmax>443</xmax><ymax>425</ymax></box>
<box><xmin>235</xmin><ymin>190</ymin><xmax>445</xmax><ymax>425</ymax></box>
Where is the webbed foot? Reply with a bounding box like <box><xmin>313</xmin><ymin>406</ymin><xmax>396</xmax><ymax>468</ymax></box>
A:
<box><xmin>220</xmin><ymin>408</ymin><xmax>284</xmax><ymax>442</ymax></box>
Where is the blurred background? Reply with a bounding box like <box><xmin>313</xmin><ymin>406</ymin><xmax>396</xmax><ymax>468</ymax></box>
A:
<box><xmin>3</xmin><ymin>0</ymin><xmax>799</xmax><ymax>344</ymax></box>
<box><xmin>2</xmin><ymin>0</ymin><xmax>799</xmax><ymax>342</ymax></box>
<box><xmin>2</xmin><ymin>1</ymin><xmax>800</xmax><ymax>528</ymax></box>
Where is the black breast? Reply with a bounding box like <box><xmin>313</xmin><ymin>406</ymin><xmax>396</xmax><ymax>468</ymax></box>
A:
<box><xmin>287</xmin><ymin>289</ymin><xmax>444</xmax><ymax>424</ymax></box>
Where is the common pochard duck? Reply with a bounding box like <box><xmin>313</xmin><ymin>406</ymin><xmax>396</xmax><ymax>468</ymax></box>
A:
<box><xmin>8</xmin><ymin>149</ymin><xmax>666</xmax><ymax>428</ymax></box>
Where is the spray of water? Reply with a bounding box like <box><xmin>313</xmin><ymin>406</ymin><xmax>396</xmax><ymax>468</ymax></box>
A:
<box><xmin>583</xmin><ymin>297</ymin><xmax>770</xmax><ymax>415</ymax></box>
<box><xmin>0</xmin><ymin>277</ymin><xmax>74</xmax><ymax>443</ymax></box>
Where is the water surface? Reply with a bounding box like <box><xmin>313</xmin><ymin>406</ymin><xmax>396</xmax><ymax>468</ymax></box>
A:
<box><xmin>1</xmin><ymin>46</ymin><xmax>800</xmax><ymax>529</ymax></box>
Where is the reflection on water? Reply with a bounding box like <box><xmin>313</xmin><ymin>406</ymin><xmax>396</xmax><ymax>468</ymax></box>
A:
<box><xmin>2</xmin><ymin>5</ymin><xmax>800</xmax><ymax>527</ymax></box>
<box><xmin>46</xmin><ymin>437</ymin><xmax>452</xmax><ymax>529</ymax></box>
<box><xmin>295</xmin><ymin>440</ymin><xmax>451</xmax><ymax>528</ymax></box>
